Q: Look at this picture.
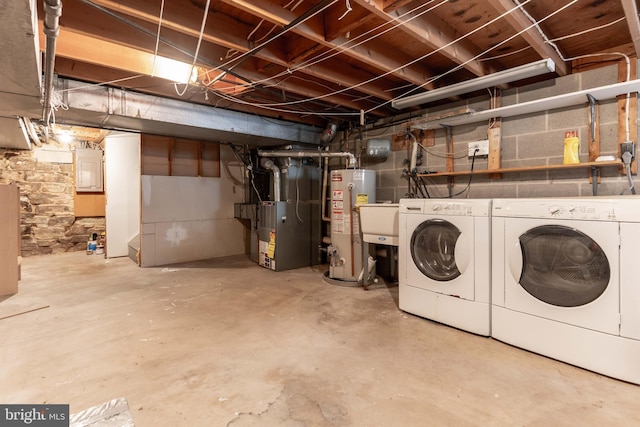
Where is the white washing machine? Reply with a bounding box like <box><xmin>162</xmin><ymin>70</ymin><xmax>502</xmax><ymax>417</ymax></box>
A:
<box><xmin>492</xmin><ymin>197</ymin><xmax>640</xmax><ymax>384</ymax></box>
<box><xmin>399</xmin><ymin>198</ymin><xmax>492</xmax><ymax>336</ymax></box>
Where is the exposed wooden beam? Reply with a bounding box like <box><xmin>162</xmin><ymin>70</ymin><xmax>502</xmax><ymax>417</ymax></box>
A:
<box><xmin>48</xmin><ymin>25</ymin><xmax>384</xmax><ymax>116</ymax></box>
<box><xmin>486</xmin><ymin>0</ymin><xmax>570</xmax><ymax>76</ymax></box>
<box><xmin>286</xmin><ymin>38</ymin><xmax>325</xmax><ymax>64</ymax></box>
<box><xmin>89</xmin><ymin>0</ymin><xmax>249</xmax><ymax>52</ymax></box>
<box><xmin>324</xmin><ymin>0</ymin><xmax>416</xmax><ymax>41</ymax></box>
<box><xmin>323</xmin><ymin>4</ymin><xmax>371</xmax><ymax>42</ymax></box>
<box><xmin>382</xmin><ymin>0</ymin><xmax>414</xmax><ymax>11</ymax></box>
<box><xmin>219</xmin><ymin>0</ymin><xmax>439</xmax><ymax>89</ymax></box>
<box><xmin>79</xmin><ymin>0</ymin><xmax>393</xmax><ymax>110</ymax></box>
<box><xmin>351</xmin><ymin>0</ymin><xmax>500</xmax><ymax>77</ymax></box>
<box><xmin>618</xmin><ymin>59</ymin><xmax>637</xmax><ymax>175</ymax></box>
<box><xmin>228</xmin><ymin>61</ymin><xmax>391</xmax><ymax>116</ymax></box>
<box><xmin>571</xmin><ymin>43</ymin><xmax>636</xmax><ymax>73</ymax></box>
<box><xmin>41</xmin><ymin>22</ymin><xmax>247</xmax><ymax>93</ymax></box>
<box><xmin>621</xmin><ymin>0</ymin><xmax>640</xmax><ymax>57</ymax></box>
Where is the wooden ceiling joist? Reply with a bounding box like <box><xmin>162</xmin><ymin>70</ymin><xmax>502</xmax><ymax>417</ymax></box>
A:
<box><xmin>621</xmin><ymin>0</ymin><xmax>640</xmax><ymax>58</ymax></box>
<box><xmin>352</xmin><ymin>0</ymin><xmax>500</xmax><ymax>78</ymax></box>
<box><xmin>219</xmin><ymin>0</ymin><xmax>439</xmax><ymax>89</ymax></box>
<box><xmin>487</xmin><ymin>0</ymin><xmax>570</xmax><ymax>76</ymax></box>
<box><xmin>33</xmin><ymin>0</ymin><xmax>636</xmax><ymax>126</ymax></box>
<box><xmin>79</xmin><ymin>0</ymin><xmax>393</xmax><ymax>112</ymax></box>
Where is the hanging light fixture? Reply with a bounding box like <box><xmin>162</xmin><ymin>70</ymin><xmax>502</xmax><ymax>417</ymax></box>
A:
<box><xmin>392</xmin><ymin>58</ymin><xmax>556</xmax><ymax>109</ymax></box>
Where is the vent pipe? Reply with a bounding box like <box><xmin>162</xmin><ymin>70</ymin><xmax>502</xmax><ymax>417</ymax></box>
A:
<box><xmin>320</xmin><ymin>122</ymin><xmax>338</xmax><ymax>145</ymax></box>
<box><xmin>42</xmin><ymin>0</ymin><xmax>62</xmax><ymax>124</ymax></box>
<box><xmin>260</xmin><ymin>158</ymin><xmax>281</xmax><ymax>202</ymax></box>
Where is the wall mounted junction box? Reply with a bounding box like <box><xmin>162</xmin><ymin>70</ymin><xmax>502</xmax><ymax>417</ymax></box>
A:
<box><xmin>468</xmin><ymin>139</ymin><xmax>489</xmax><ymax>157</ymax></box>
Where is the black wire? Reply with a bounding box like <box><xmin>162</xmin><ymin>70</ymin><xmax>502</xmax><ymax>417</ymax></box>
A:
<box><xmin>449</xmin><ymin>149</ymin><xmax>478</xmax><ymax>198</ymax></box>
<box><xmin>410</xmin><ymin>173</ymin><xmax>428</xmax><ymax>198</ymax></box>
<box><xmin>423</xmin><ymin>147</ymin><xmax>470</xmax><ymax>160</ymax></box>
<box><xmin>418</xmin><ymin>175</ymin><xmax>431</xmax><ymax>198</ymax></box>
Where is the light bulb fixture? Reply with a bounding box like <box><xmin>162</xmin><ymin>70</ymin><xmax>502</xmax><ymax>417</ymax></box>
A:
<box><xmin>392</xmin><ymin>58</ymin><xmax>556</xmax><ymax>109</ymax></box>
<box><xmin>56</xmin><ymin>130</ymin><xmax>75</xmax><ymax>145</ymax></box>
<box><xmin>150</xmin><ymin>56</ymin><xmax>195</xmax><ymax>84</ymax></box>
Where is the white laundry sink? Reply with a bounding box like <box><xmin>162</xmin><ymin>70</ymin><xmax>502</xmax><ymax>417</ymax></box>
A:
<box><xmin>358</xmin><ymin>203</ymin><xmax>399</xmax><ymax>246</ymax></box>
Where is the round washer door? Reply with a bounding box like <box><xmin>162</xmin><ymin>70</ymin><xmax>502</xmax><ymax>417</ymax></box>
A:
<box><xmin>518</xmin><ymin>225</ymin><xmax>610</xmax><ymax>307</ymax></box>
<box><xmin>410</xmin><ymin>219</ymin><xmax>462</xmax><ymax>281</ymax></box>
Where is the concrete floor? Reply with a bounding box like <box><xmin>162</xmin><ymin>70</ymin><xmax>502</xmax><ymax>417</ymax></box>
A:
<box><xmin>1</xmin><ymin>253</ymin><xmax>640</xmax><ymax>426</ymax></box>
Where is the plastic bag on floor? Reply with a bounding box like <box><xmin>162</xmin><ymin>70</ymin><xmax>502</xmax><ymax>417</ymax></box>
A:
<box><xmin>70</xmin><ymin>397</ymin><xmax>134</xmax><ymax>427</ymax></box>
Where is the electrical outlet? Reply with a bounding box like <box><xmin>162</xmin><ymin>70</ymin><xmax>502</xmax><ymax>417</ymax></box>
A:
<box><xmin>621</xmin><ymin>141</ymin><xmax>635</xmax><ymax>159</ymax></box>
<box><xmin>468</xmin><ymin>139</ymin><xmax>489</xmax><ymax>156</ymax></box>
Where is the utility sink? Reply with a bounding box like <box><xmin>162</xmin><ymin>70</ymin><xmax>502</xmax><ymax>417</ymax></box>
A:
<box><xmin>357</xmin><ymin>203</ymin><xmax>399</xmax><ymax>246</ymax></box>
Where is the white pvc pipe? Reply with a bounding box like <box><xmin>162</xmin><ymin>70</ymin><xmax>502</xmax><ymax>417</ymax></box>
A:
<box><xmin>22</xmin><ymin>117</ymin><xmax>42</xmax><ymax>147</ymax></box>
<box><xmin>409</xmin><ymin>133</ymin><xmax>418</xmax><ymax>171</ymax></box>
<box><xmin>257</xmin><ymin>149</ymin><xmax>355</xmax><ymax>165</ymax></box>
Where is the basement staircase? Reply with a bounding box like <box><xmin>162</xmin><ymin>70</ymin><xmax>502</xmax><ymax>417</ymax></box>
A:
<box><xmin>128</xmin><ymin>234</ymin><xmax>140</xmax><ymax>266</ymax></box>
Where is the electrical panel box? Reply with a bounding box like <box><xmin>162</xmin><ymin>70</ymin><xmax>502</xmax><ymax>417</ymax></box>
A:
<box><xmin>76</xmin><ymin>148</ymin><xmax>104</xmax><ymax>192</ymax></box>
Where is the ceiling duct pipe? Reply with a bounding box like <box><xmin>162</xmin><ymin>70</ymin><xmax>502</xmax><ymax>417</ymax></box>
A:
<box><xmin>320</xmin><ymin>122</ymin><xmax>338</xmax><ymax>145</ymax></box>
<box><xmin>257</xmin><ymin>149</ymin><xmax>355</xmax><ymax>166</ymax></box>
<box><xmin>42</xmin><ymin>0</ymin><xmax>63</xmax><ymax>124</ymax></box>
<box><xmin>260</xmin><ymin>157</ymin><xmax>281</xmax><ymax>202</ymax></box>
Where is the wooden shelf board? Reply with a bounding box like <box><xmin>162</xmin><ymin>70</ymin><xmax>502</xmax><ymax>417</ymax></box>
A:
<box><xmin>417</xmin><ymin>160</ymin><xmax>623</xmax><ymax>178</ymax></box>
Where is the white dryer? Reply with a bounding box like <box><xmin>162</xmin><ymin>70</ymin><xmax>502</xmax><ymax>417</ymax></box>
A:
<box><xmin>492</xmin><ymin>197</ymin><xmax>640</xmax><ymax>384</ymax></box>
<box><xmin>399</xmin><ymin>198</ymin><xmax>492</xmax><ymax>336</ymax></box>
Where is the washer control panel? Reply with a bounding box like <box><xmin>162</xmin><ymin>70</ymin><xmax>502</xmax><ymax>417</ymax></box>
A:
<box><xmin>430</xmin><ymin>203</ymin><xmax>472</xmax><ymax>215</ymax></box>
<box><xmin>425</xmin><ymin>200</ymin><xmax>491</xmax><ymax>217</ymax></box>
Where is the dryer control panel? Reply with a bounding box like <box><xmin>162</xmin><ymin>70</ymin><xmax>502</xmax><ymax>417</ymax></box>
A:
<box><xmin>493</xmin><ymin>198</ymin><xmax>619</xmax><ymax>221</ymax></box>
<box><xmin>546</xmin><ymin>204</ymin><xmax>616</xmax><ymax>220</ymax></box>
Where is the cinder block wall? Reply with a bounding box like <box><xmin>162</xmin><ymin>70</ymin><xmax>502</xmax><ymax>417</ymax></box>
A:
<box><xmin>362</xmin><ymin>62</ymin><xmax>639</xmax><ymax>201</ymax></box>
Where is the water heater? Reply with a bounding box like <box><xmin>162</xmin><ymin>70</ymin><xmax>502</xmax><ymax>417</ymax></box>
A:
<box><xmin>328</xmin><ymin>169</ymin><xmax>376</xmax><ymax>282</ymax></box>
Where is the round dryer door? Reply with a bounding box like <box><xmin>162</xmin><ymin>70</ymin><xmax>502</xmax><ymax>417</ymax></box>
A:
<box><xmin>518</xmin><ymin>225</ymin><xmax>610</xmax><ymax>307</ymax></box>
<box><xmin>410</xmin><ymin>219</ymin><xmax>461</xmax><ymax>281</ymax></box>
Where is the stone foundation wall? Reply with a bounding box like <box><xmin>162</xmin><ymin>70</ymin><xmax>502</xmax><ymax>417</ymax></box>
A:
<box><xmin>0</xmin><ymin>147</ymin><xmax>105</xmax><ymax>256</ymax></box>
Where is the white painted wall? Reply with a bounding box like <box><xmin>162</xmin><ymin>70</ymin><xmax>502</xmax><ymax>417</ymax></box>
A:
<box><xmin>140</xmin><ymin>144</ymin><xmax>245</xmax><ymax>267</ymax></box>
<box><xmin>105</xmin><ymin>132</ymin><xmax>141</xmax><ymax>258</ymax></box>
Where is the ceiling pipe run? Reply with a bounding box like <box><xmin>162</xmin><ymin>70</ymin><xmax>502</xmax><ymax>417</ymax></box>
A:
<box><xmin>42</xmin><ymin>0</ymin><xmax>62</xmax><ymax>124</ymax></box>
<box><xmin>257</xmin><ymin>149</ymin><xmax>355</xmax><ymax>166</ymax></box>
